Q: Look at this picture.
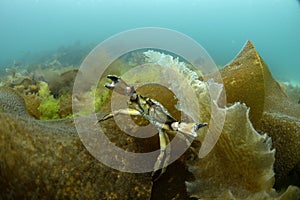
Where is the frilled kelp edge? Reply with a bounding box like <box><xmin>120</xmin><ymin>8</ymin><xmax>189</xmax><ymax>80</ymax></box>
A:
<box><xmin>186</xmin><ymin>103</ymin><xmax>300</xmax><ymax>199</ymax></box>
<box><xmin>214</xmin><ymin>40</ymin><xmax>300</xmax><ymax>188</ymax></box>
<box><xmin>144</xmin><ymin>47</ymin><xmax>300</xmax><ymax>199</ymax></box>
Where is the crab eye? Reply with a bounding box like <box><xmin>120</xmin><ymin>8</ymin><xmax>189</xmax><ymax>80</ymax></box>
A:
<box><xmin>130</xmin><ymin>93</ymin><xmax>138</xmax><ymax>101</ymax></box>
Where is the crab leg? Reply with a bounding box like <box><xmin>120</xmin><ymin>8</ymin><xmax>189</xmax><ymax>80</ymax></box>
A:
<box><xmin>97</xmin><ymin>108</ymin><xmax>141</xmax><ymax>123</ymax></box>
<box><xmin>151</xmin><ymin>121</ymin><xmax>198</xmax><ymax>150</ymax></box>
<box><xmin>152</xmin><ymin>129</ymin><xmax>171</xmax><ymax>180</ymax></box>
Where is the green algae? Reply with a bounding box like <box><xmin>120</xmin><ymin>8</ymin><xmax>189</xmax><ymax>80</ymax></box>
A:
<box><xmin>38</xmin><ymin>97</ymin><xmax>60</xmax><ymax>120</ymax></box>
<box><xmin>37</xmin><ymin>81</ymin><xmax>60</xmax><ymax>120</ymax></box>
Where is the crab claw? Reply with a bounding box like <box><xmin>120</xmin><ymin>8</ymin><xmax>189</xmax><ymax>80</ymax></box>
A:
<box><xmin>195</xmin><ymin>122</ymin><xmax>208</xmax><ymax>130</ymax></box>
<box><xmin>171</xmin><ymin>121</ymin><xmax>207</xmax><ymax>137</ymax></box>
<box><xmin>105</xmin><ymin>75</ymin><xmax>120</xmax><ymax>89</ymax></box>
<box><xmin>105</xmin><ymin>75</ymin><xmax>135</xmax><ymax>96</ymax></box>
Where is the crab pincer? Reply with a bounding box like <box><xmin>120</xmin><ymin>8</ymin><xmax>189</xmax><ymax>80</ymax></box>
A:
<box><xmin>105</xmin><ymin>75</ymin><xmax>135</xmax><ymax>96</ymax></box>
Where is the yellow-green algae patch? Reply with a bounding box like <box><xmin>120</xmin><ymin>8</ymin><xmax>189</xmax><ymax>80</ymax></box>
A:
<box><xmin>0</xmin><ymin>87</ymin><xmax>152</xmax><ymax>199</ymax></box>
<box><xmin>37</xmin><ymin>81</ymin><xmax>60</xmax><ymax>120</ymax></box>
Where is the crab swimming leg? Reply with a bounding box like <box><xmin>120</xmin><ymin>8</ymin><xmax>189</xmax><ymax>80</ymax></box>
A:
<box><xmin>152</xmin><ymin>129</ymin><xmax>171</xmax><ymax>180</ymax></box>
<box><xmin>97</xmin><ymin>108</ymin><xmax>141</xmax><ymax>123</ymax></box>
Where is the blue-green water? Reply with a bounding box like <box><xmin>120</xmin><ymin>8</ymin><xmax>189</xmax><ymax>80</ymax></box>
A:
<box><xmin>1</xmin><ymin>0</ymin><xmax>299</xmax><ymax>83</ymax></box>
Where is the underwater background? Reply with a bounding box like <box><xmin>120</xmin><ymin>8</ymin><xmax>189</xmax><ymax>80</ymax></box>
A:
<box><xmin>0</xmin><ymin>0</ymin><xmax>300</xmax><ymax>84</ymax></box>
<box><xmin>1</xmin><ymin>0</ymin><xmax>300</xmax><ymax>199</ymax></box>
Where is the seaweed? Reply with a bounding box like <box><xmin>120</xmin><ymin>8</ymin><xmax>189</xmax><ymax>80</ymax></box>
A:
<box><xmin>0</xmin><ymin>86</ymin><xmax>29</xmax><ymax>118</ymax></box>
<box><xmin>186</xmin><ymin>103</ymin><xmax>299</xmax><ymax>199</ymax></box>
<box><xmin>261</xmin><ymin>112</ymin><xmax>300</xmax><ymax>188</ymax></box>
<box><xmin>37</xmin><ymin>81</ymin><xmax>60</xmax><ymax>120</ymax></box>
<box><xmin>1</xmin><ymin>41</ymin><xmax>300</xmax><ymax>199</ymax></box>
<box><xmin>213</xmin><ymin>41</ymin><xmax>300</xmax><ymax>188</ymax></box>
<box><xmin>0</xmin><ymin>86</ymin><xmax>152</xmax><ymax>199</ymax></box>
<box><xmin>144</xmin><ymin>47</ymin><xmax>300</xmax><ymax>199</ymax></box>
